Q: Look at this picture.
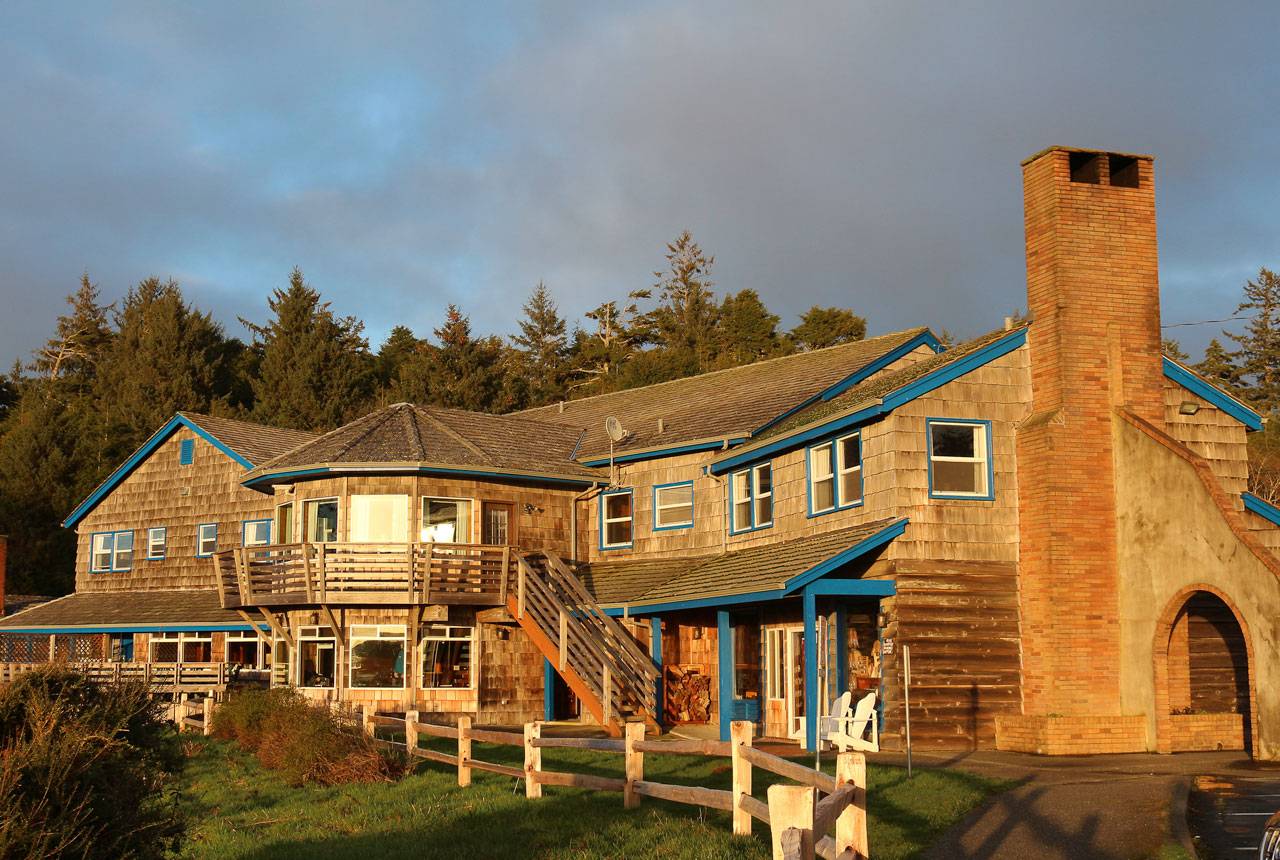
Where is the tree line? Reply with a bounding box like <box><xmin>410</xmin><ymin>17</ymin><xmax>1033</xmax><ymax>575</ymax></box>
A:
<box><xmin>0</xmin><ymin>231</ymin><xmax>869</xmax><ymax>595</ymax></box>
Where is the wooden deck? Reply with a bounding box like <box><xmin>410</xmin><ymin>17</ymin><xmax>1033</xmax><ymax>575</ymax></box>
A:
<box><xmin>0</xmin><ymin>660</ymin><xmax>231</xmax><ymax>692</ymax></box>
<box><xmin>213</xmin><ymin>542</ymin><xmax>516</xmax><ymax>609</ymax></box>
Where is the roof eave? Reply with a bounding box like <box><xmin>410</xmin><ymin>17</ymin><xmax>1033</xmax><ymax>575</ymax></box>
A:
<box><xmin>242</xmin><ymin>461</ymin><xmax>604</xmax><ymax>488</ymax></box>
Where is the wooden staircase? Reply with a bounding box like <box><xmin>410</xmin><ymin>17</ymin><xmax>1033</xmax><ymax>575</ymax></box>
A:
<box><xmin>508</xmin><ymin>551</ymin><xmax>658</xmax><ymax>736</ymax></box>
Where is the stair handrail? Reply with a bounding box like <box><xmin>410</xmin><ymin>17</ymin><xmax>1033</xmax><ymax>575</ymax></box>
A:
<box><xmin>542</xmin><ymin>551</ymin><xmax>658</xmax><ymax>681</ymax></box>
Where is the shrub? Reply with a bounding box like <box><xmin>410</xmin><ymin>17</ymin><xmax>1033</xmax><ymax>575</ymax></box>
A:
<box><xmin>214</xmin><ymin>687</ymin><xmax>401</xmax><ymax>786</ymax></box>
<box><xmin>0</xmin><ymin>666</ymin><xmax>184</xmax><ymax>859</ymax></box>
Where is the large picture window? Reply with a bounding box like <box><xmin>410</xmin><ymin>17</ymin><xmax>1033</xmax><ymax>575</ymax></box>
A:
<box><xmin>349</xmin><ymin>624</ymin><xmax>406</xmax><ymax>689</ymax></box>
<box><xmin>600</xmin><ymin>489</ymin><xmax>634</xmax><ymax>549</ymax></box>
<box><xmin>730</xmin><ymin>463</ymin><xmax>773</xmax><ymax>533</ymax></box>
<box><xmin>304</xmin><ymin>499</ymin><xmax>339</xmax><ymax>542</ymax></box>
<box><xmin>421</xmin><ymin>497</ymin><xmax>472</xmax><ymax>543</ymax></box>
<box><xmin>349</xmin><ymin>495</ymin><xmax>408</xmax><ymax>543</ymax></box>
<box><xmin>808</xmin><ymin>432</ymin><xmax>863</xmax><ymax>515</ymax></box>
<box><xmin>297</xmin><ymin>626</ymin><xmax>337</xmax><ymax>688</ymax></box>
<box><xmin>927</xmin><ymin>419</ymin><xmax>993</xmax><ymax>500</ymax></box>
<box><xmin>421</xmin><ymin>625</ymin><xmax>474</xmax><ymax>689</ymax></box>
<box><xmin>148</xmin><ymin>632</ymin><xmax>210</xmax><ymax>664</ymax></box>
<box><xmin>91</xmin><ymin>531</ymin><xmax>134</xmax><ymax>572</ymax></box>
<box><xmin>653</xmin><ymin>482</ymin><xmax>694</xmax><ymax>531</ymax></box>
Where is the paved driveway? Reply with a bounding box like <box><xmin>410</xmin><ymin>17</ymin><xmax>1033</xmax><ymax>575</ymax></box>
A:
<box><xmin>1188</xmin><ymin>773</ymin><xmax>1280</xmax><ymax>858</ymax></box>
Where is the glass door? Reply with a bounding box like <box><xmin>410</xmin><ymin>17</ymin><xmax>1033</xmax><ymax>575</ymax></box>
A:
<box><xmin>481</xmin><ymin>502</ymin><xmax>514</xmax><ymax>545</ymax></box>
<box><xmin>788</xmin><ymin>628</ymin><xmax>806</xmax><ymax>742</ymax></box>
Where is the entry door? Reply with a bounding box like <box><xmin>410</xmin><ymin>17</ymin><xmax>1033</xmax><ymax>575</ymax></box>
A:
<box><xmin>766</xmin><ymin>626</ymin><xmax>807</xmax><ymax>742</ymax></box>
<box><xmin>481</xmin><ymin>502</ymin><xmax>514</xmax><ymax>545</ymax></box>
<box><xmin>787</xmin><ymin>629</ymin><xmax>806</xmax><ymax>742</ymax></box>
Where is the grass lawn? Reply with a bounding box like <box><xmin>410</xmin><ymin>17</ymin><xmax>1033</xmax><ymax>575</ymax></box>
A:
<box><xmin>173</xmin><ymin>736</ymin><xmax>1011</xmax><ymax>859</ymax></box>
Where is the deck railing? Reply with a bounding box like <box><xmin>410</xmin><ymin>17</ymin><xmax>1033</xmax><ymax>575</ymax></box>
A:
<box><xmin>0</xmin><ymin>660</ymin><xmax>230</xmax><ymax>691</ymax></box>
<box><xmin>215</xmin><ymin>542</ymin><xmax>517</xmax><ymax>609</ymax></box>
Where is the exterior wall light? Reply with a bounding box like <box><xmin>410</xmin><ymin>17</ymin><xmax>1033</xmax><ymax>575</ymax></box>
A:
<box><xmin>1178</xmin><ymin>401</ymin><xmax>1201</xmax><ymax>416</ymax></box>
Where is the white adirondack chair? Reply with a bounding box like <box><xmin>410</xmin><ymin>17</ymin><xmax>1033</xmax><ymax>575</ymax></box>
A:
<box><xmin>820</xmin><ymin>690</ymin><xmax>879</xmax><ymax>753</ymax></box>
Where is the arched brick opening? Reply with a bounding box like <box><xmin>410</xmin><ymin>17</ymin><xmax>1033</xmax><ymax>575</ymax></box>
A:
<box><xmin>1153</xmin><ymin>585</ymin><xmax>1258</xmax><ymax>755</ymax></box>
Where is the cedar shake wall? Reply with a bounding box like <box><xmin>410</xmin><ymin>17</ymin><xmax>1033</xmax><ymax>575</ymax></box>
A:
<box><xmin>1163</xmin><ymin>381</ymin><xmax>1249</xmax><ymax>498</ymax></box>
<box><xmin>1017</xmin><ymin>149</ymin><xmax>1163</xmax><ymax>717</ymax></box>
<box><xmin>75</xmin><ymin>429</ymin><xmax>274</xmax><ymax>592</ymax></box>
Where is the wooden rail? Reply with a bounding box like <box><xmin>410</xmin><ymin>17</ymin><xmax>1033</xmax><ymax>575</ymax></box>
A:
<box><xmin>0</xmin><ymin>661</ymin><xmax>230</xmax><ymax>692</ymax></box>
<box><xmin>358</xmin><ymin>710</ymin><xmax>869</xmax><ymax>860</ymax></box>
<box><xmin>214</xmin><ymin>542</ymin><xmax>519</xmax><ymax>609</ymax></box>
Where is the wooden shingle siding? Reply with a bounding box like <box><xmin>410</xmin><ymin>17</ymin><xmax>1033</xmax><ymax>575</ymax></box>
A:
<box><xmin>75</xmin><ymin>429</ymin><xmax>273</xmax><ymax>593</ymax></box>
<box><xmin>1163</xmin><ymin>381</ymin><xmax>1249</xmax><ymax>499</ymax></box>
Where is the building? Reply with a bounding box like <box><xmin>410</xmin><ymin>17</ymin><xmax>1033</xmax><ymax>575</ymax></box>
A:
<box><xmin>3</xmin><ymin>146</ymin><xmax>1279</xmax><ymax>757</ymax></box>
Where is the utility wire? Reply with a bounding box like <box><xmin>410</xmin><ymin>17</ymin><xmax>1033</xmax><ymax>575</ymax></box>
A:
<box><xmin>1162</xmin><ymin>314</ymin><xmax>1253</xmax><ymax>329</ymax></box>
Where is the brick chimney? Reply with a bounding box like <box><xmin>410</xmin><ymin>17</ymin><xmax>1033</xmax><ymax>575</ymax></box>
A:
<box><xmin>1016</xmin><ymin>147</ymin><xmax>1162</xmax><ymax>723</ymax></box>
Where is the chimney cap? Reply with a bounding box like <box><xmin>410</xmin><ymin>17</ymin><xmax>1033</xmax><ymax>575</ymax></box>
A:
<box><xmin>1021</xmin><ymin>145</ymin><xmax>1154</xmax><ymax>167</ymax></box>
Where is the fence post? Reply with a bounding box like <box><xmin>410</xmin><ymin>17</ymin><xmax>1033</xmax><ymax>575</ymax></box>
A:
<box><xmin>362</xmin><ymin>705</ymin><xmax>376</xmax><ymax>739</ymax></box>
<box><xmin>457</xmin><ymin>715</ymin><xmax>472</xmax><ymax>788</ymax></box>
<box><xmin>731</xmin><ymin>720</ymin><xmax>754</xmax><ymax>836</ymax></box>
<box><xmin>835</xmin><ymin>752</ymin><xmax>868</xmax><ymax>860</ymax></box>
<box><xmin>624</xmin><ymin>721</ymin><xmax>645</xmax><ymax>809</ymax></box>
<box><xmin>768</xmin><ymin>784</ymin><xmax>816</xmax><ymax>860</ymax></box>
<box><xmin>203</xmin><ymin>697</ymin><xmax>214</xmax><ymax>736</ymax></box>
<box><xmin>405</xmin><ymin>709</ymin><xmax>419</xmax><ymax>755</ymax></box>
<box><xmin>524</xmin><ymin>721</ymin><xmax>542</xmax><ymax>798</ymax></box>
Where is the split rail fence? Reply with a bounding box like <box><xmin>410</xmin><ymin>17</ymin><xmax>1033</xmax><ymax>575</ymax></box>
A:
<box><xmin>357</xmin><ymin>709</ymin><xmax>869</xmax><ymax>860</ymax></box>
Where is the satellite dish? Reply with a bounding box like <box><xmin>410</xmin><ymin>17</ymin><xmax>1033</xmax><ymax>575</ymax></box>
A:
<box><xmin>605</xmin><ymin>416</ymin><xmax>626</xmax><ymax>443</ymax></box>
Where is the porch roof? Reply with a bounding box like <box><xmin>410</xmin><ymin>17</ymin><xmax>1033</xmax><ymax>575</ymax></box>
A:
<box><xmin>0</xmin><ymin>589</ymin><xmax>250</xmax><ymax>633</ymax></box>
<box><xmin>584</xmin><ymin>517</ymin><xmax>905</xmax><ymax>614</ymax></box>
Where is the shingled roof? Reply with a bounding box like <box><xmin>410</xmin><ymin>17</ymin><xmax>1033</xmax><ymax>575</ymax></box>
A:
<box><xmin>243</xmin><ymin>402</ymin><xmax>602</xmax><ymax>484</ymax></box>
<box><xmin>0</xmin><ymin>589</ymin><xmax>244</xmax><ymax>630</ymax></box>
<box><xmin>180</xmin><ymin>412</ymin><xmax>317</xmax><ymax>465</ymax></box>
<box><xmin>581</xmin><ymin>518</ymin><xmax>903</xmax><ymax>608</ymax></box>
<box><xmin>516</xmin><ymin>327</ymin><xmax>936</xmax><ymax>461</ymax></box>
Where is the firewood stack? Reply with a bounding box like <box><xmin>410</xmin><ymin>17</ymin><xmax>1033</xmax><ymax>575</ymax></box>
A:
<box><xmin>665</xmin><ymin>664</ymin><xmax>711</xmax><ymax>723</ymax></box>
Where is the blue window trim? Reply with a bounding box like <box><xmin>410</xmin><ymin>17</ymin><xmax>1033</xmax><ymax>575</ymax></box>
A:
<box><xmin>805</xmin><ymin>431</ymin><xmax>865</xmax><ymax>518</ymax></box>
<box><xmin>241</xmin><ymin>518</ymin><xmax>272</xmax><ymax>547</ymax></box>
<box><xmin>652</xmin><ymin>481</ymin><xmax>695</xmax><ymax>532</ymax></box>
<box><xmin>926</xmin><ymin>418</ymin><xmax>996</xmax><ymax>501</ymax></box>
<box><xmin>179</xmin><ymin>438</ymin><xmax>195</xmax><ymax>465</ymax></box>
<box><xmin>196</xmin><ymin>523</ymin><xmax>218</xmax><ymax>558</ymax></box>
<box><xmin>146</xmin><ymin>527</ymin><xmax>167</xmax><ymax>560</ymax></box>
<box><xmin>598</xmin><ymin>488</ymin><xmax>634</xmax><ymax>551</ymax></box>
<box><xmin>728</xmin><ymin>462</ymin><xmax>774</xmax><ymax>535</ymax></box>
<box><xmin>89</xmin><ymin>530</ymin><xmax>134</xmax><ymax>573</ymax></box>
<box><xmin>1164</xmin><ymin>356</ymin><xmax>1263</xmax><ymax>431</ymax></box>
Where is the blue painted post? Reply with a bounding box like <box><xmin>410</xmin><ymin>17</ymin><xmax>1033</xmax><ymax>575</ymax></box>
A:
<box><xmin>803</xmin><ymin>589</ymin><xmax>818</xmax><ymax>752</ymax></box>
<box><xmin>835</xmin><ymin>605</ymin><xmax>848</xmax><ymax>696</ymax></box>
<box><xmin>543</xmin><ymin>659</ymin><xmax>555</xmax><ymax>722</ymax></box>
<box><xmin>717</xmin><ymin>610</ymin><xmax>732</xmax><ymax>742</ymax></box>
<box><xmin>650</xmin><ymin>617</ymin><xmax>664</xmax><ymax>726</ymax></box>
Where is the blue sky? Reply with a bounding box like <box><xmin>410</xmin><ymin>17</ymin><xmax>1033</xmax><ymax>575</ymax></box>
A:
<box><xmin>2</xmin><ymin>1</ymin><xmax>1277</xmax><ymax>369</ymax></box>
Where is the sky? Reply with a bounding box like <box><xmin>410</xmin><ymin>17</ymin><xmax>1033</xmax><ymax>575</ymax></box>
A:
<box><xmin>2</xmin><ymin>1</ymin><xmax>1278</xmax><ymax>370</ymax></box>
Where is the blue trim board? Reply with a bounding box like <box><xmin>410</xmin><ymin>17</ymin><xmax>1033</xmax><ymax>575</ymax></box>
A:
<box><xmin>244</xmin><ymin>464</ymin><xmax>600</xmax><ymax>489</ymax></box>
<box><xmin>711</xmin><ymin>327</ymin><xmax>1027</xmax><ymax>475</ymax></box>
<box><xmin>650</xmin><ymin>617</ymin><xmax>664</xmax><ymax>724</ymax></box>
<box><xmin>64</xmin><ymin>414</ymin><xmax>255</xmax><ymax>528</ymax></box>
<box><xmin>598</xmin><ymin>487</ymin><xmax>634</xmax><ymax>551</ymax></box>
<box><xmin>0</xmin><ymin>624</ymin><xmax>255</xmax><ymax>635</ymax></box>
<box><xmin>717</xmin><ymin>610</ymin><xmax>732</xmax><ymax>741</ymax></box>
<box><xmin>926</xmin><ymin>418</ymin><xmax>996</xmax><ymax>502</ymax></box>
<box><xmin>803</xmin><ymin>590</ymin><xmax>818</xmax><ymax>751</ymax></box>
<box><xmin>1163</xmin><ymin>357</ymin><xmax>1263</xmax><ymax>431</ymax></box>
<box><xmin>580</xmin><ymin>438</ymin><xmax>748</xmax><ymax>468</ymax></box>
<box><xmin>1244</xmin><ymin>492</ymin><xmax>1280</xmax><ymax>525</ymax></box>
<box><xmin>753</xmin><ymin>329</ymin><xmax>944</xmax><ymax>437</ymax></box>
<box><xmin>784</xmin><ymin>518</ymin><xmax>907</xmax><ymax>594</ymax></box>
<box><xmin>835</xmin><ymin>605</ymin><xmax>848</xmax><ymax>695</ymax></box>
<box><xmin>543</xmin><ymin>659</ymin><xmax>556</xmax><ymax>722</ymax></box>
<box><xmin>652</xmin><ymin>480</ymin><xmax>695</xmax><ymax>532</ymax></box>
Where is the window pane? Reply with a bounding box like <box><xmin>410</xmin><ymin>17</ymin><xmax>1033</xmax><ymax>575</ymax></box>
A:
<box><xmin>755</xmin><ymin>465</ymin><xmax>772</xmax><ymax>496</ymax></box>
<box><xmin>933</xmin><ymin>460</ymin><xmax>981</xmax><ymax>494</ymax></box>
<box><xmin>182</xmin><ymin>639</ymin><xmax>212</xmax><ymax>662</ymax></box>
<box><xmin>733</xmin><ymin>620</ymin><xmax>761</xmax><ymax>699</ymax></box>
<box><xmin>422</xmin><ymin>635</ymin><xmax>472</xmax><ymax>688</ymax></box>
<box><xmin>840</xmin><ymin>469</ymin><xmax>862</xmax><ymax>505</ymax></box>
<box><xmin>276</xmin><ymin>504</ymin><xmax>294</xmax><ymax>543</ymax></box>
<box><xmin>813</xmin><ymin>477</ymin><xmax>835</xmax><ymax>512</ymax></box>
<box><xmin>811</xmin><ymin>445</ymin><xmax>833</xmax><ymax>479</ymax></box>
<box><xmin>656</xmin><ymin>484</ymin><xmax>693</xmax><ymax>527</ymax></box>
<box><xmin>92</xmin><ymin>534</ymin><xmax>112</xmax><ymax>571</ymax></box>
<box><xmin>422</xmin><ymin>498</ymin><xmax>471</xmax><ymax>542</ymax></box>
<box><xmin>839</xmin><ymin>435</ymin><xmax>860</xmax><ymax>472</ymax></box>
<box><xmin>732</xmin><ymin>472</ymin><xmax>751</xmax><ymax>530</ymax></box>
<box><xmin>151</xmin><ymin>641</ymin><xmax>178</xmax><ymax>663</ymax></box>
<box><xmin>606</xmin><ymin>493</ymin><xmax>632</xmax><ymax>519</ymax></box>
<box><xmin>244</xmin><ymin>521</ymin><xmax>272</xmax><ymax>547</ymax></box>
<box><xmin>298</xmin><ymin>640</ymin><xmax>336</xmax><ymax>687</ymax></box>
<box><xmin>606</xmin><ymin>519</ymin><xmax>632</xmax><ymax>546</ymax></box>
<box><xmin>350</xmin><ymin>636</ymin><xmax>405</xmax><ymax>688</ymax></box>
<box><xmin>306</xmin><ymin>500</ymin><xmax>339</xmax><ymax>542</ymax></box>
<box><xmin>932</xmin><ymin>425</ymin><xmax>976</xmax><ymax>458</ymax></box>
<box><xmin>114</xmin><ymin>532</ymin><xmax>133</xmax><ymax>569</ymax></box>
<box><xmin>656</xmin><ymin>502</ymin><xmax>693</xmax><ymax>527</ymax></box>
<box><xmin>226</xmin><ymin>640</ymin><xmax>259</xmax><ymax>667</ymax></box>
<box><xmin>755</xmin><ymin>493</ymin><xmax>773</xmax><ymax>526</ymax></box>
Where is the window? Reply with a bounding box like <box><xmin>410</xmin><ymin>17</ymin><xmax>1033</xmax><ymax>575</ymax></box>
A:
<box><xmin>150</xmin><ymin>632</ymin><xmax>179</xmax><ymax>663</ymax></box>
<box><xmin>148</xmin><ymin>631</ymin><xmax>210</xmax><ymax>663</ymax></box>
<box><xmin>766</xmin><ymin>628</ymin><xmax>786</xmax><ymax>700</ymax></box>
<box><xmin>600</xmin><ymin>489</ymin><xmax>633</xmax><ymax>550</ymax></box>
<box><xmin>146</xmin><ymin>527</ymin><xmax>166</xmax><ymax>560</ymax></box>
<box><xmin>297</xmin><ymin>626</ymin><xmax>336</xmax><ymax>688</ymax></box>
<box><xmin>350</xmin><ymin>495</ymin><xmax>408</xmax><ymax>543</ymax></box>
<box><xmin>181</xmin><ymin>632</ymin><xmax>212</xmax><ymax>663</ymax></box>
<box><xmin>179</xmin><ymin>438</ymin><xmax>195</xmax><ymax>466</ymax></box>
<box><xmin>91</xmin><ymin>531</ymin><xmax>134</xmax><ymax>572</ymax></box>
<box><xmin>196</xmin><ymin>523</ymin><xmax>218</xmax><ymax>557</ymax></box>
<box><xmin>421</xmin><ymin>497</ymin><xmax>472</xmax><ymax>543</ymax></box>
<box><xmin>225</xmin><ymin>633</ymin><xmax>264</xmax><ymax>669</ymax></box>
<box><xmin>242</xmin><ymin>519</ymin><xmax>272</xmax><ymax>547</ymax></box>
<box><xmin>730</xmin><ymin>463</ymin><xmax>773</xmax><ymax>533</ymax></box>
<box><xmin>808</xmin><ymin>432</ymin><xmax>863</xmax><ymax>515</ymax></box>
<box><xmin>271</xmin><ymin>639</ymin><xmax>290</xmax><ymax>687</ymax></box>
<box><xmin>276</xmin><ymin>502</ymin><xmax>294</xmax><ymax>544</ymax></box>
<box><xmin>421</xmin><ymin>625</ymin><xmax>474</xmax><ymax>689</ymax></box>
<box><xmin>349</xmin><ymin>624</ymin><xmax>406</xmax><ymax>689</ymax></box>
<box><xmin>732</xmin><ymin>617</ymin><xmax>761</xmax><ymax>700</ymax></box>
<box><xmin>304</xmin><ymin>498</ymin><xmax>339</xmax><ymax>542</ymax></box>
<box><xmin>927</xmin><ymin>419</ymin><xmax>993</xmax><ymax>500</ymax></box>
<box><xmin>653</xmin><ymin>482</ymin><xmax>694</xmax><ymax>531</ymax></box>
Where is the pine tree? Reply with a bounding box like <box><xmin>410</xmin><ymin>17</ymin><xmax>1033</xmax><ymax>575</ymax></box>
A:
<box><xmin>392</xmin><ymin>305</ymin><xmax>507</xmax><ymax>412</ymax></box>
<box><xmin>1226</xmin><ymin>268</ymin><xmax>1280</xmax><ymax>413</ymax></box>
<box><xmin>375</xmin><ymin>326</ymin><xmax>421</xmax><ymax>389</ymax></box>
<box><xmin>1195</xmin><ymin>338</ymin><xmax>1242</xmax><ymax>392</ymax></box>
<box><xmin>571</xmin><ymin>294</ymin><xmax>649</xmax><ymax>393</ymax></box>
<box><xmin>716</xmin><ymin>289</ymin><xmax>783</xmax><ymax>367</ymax></box>
<box><xmin>1163</xmin><ymin>338</ymin><xmax>1189</xmax><ymax>362</ymax></box>
<box><xmin>243</xmin><ymin>268</ymin><xmax>374</xmax><ymax>432</ymax></box>
<box><xmin>511</xmin><ymin>282</ymin><xmax>570</xmax><ymax>406</ymax></box>
<box><xmin>645</xmin><ymin>231</ymin><xmax>719</xmax><ymax>375</ymax></box>
<box><xmin>33</xmin><ymin>274</ymin><xmax>112</xmax><ymax>392</ymax></box>
<box><xmin>789</xmin><ymin>306</ymin><xmax>867</xmax><ymax>351</ymax></box>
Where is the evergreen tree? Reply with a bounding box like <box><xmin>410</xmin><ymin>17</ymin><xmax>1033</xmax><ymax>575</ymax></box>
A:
<box><xmin>32</xmin><ymin>274</ymin><xmax>112</xmax><ymax>391</ymax></box>
<box><xmin>1163</xmin><ymin>338</ymin><xmax>1189</xmax><ymax>362</ymax></box>
<box><xmin>571</xmin><ymin>294</ymin><xmax>649</xmax><ymax>394</ymax></box>
<box><xmin>1226</xmin><ymin>268</ymin><xmax>1280</xmax><ymax>412</ymax></box>
<box><xmin>645</xmin><ymin>231</ymin><xmax>719</xmax><ymax>375</ymax></box>
<box><xmin>391</xmin><ymin>305</ymin><xmax>507</xmax><ymax>412</ymax></box>
<box><xmin>243</xmin><ymin>268</ymin><xmax>374</xmax><ymax>432</ymax></box>
<box><xmin>375</xmin><ymin>326</ymin><xmax>421</xmax><ymax>389</ymax></box>
<box><xmin>1195</xmin><ymin>338</ymin><xmax>1242</xmax><ymax>392</ymax></box>
<box><xmin>789</xmin><ymin>306</ymin><xmax>867</xmax><ymax>351</ymax></box>
<box><xmin>511</xmin><ymin>282</ymin><xmax>570</xmax><ymax>406</ymax></box>
<box><xmin>716</xmin><ymin>289</ymin><xmax>783</xmax><ymax>367</ymax></box>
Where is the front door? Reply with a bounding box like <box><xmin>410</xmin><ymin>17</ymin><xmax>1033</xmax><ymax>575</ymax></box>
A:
<box><xmin>481</xmin><ymin>502</ymin><xmax>514</xmax><ymax>545</ymax></box>
<box><xmin>766</xmin><ymin>625</ymin><xmax>807</xmax><ymax>742</ymax></box>
<box><xmin>787</xmin><ymin>628</ymin><xmax>806</xmax><ymax>742</ymax></box>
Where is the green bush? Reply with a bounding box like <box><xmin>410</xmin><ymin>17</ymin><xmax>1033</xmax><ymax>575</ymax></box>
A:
<box><xmin>213</xmin><ymin>687</ymin><xmax>402</xmax><ymax>786</ymax></box>
<box><xmin>0</xmin><ymin>666</ymin><xmax>185</xmax><ymax>859</ymax></box>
